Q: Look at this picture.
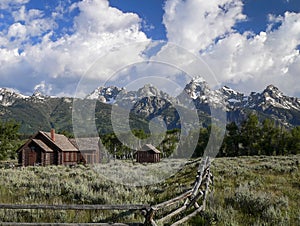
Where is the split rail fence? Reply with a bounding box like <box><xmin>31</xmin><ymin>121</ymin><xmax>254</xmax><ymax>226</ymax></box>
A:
<box><xmin>0</xmin><ymin>157</ymin><xmax>213</xmax><ymax>225</ymax></box>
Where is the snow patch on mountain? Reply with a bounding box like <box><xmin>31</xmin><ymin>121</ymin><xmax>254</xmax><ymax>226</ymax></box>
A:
<box><xmin>246</xmin><ymin>85</ymin><xmax>300</xmax><ymax>111</ymax></box>
<box><xmin>2</xmin><ymin>78</ymin><xmax>300</xmax><ymax>130</ymax></box>
<box><xmin>86</xmin><ymin>86</ymin><xmax>123</xmax><ymax>103</ymax></box>
<box><xmin>0</xmin><ymin>88</ymin><xmax>29</xmax><ymax>106</ymax></box>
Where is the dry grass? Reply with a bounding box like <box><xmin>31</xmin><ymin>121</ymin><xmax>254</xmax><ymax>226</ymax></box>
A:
<box><xmin>0</xmin><ymin>155</ymin><xmax>299</xmax><ymax>225</ymax></box>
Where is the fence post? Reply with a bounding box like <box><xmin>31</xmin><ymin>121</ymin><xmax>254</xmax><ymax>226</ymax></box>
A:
<box><xmin>144</xmin><ymin>207</ymin><xmax>157</xmax><ymax>226</ymax></box>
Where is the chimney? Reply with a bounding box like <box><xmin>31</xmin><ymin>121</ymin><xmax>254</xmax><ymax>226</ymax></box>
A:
<box><xmin>50</xmin><ymin>128</ymin><xmax>55</xmax><ymax>142</ymax></box>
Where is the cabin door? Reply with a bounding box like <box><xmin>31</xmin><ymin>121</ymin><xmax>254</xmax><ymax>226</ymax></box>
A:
<box><xmin>28</xmin><ymin>149</ymin><xmax>37</xmax><ymax>166</ymax></box>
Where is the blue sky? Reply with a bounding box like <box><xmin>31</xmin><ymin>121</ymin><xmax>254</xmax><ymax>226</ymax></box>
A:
<box><xmin>0</xmin><ymin>0</ymin><xmax>300</xmax><ymax>96</ymax></box>
<box><xmin>237</xmin><ymin>0</ymin><xmax>300</xmax><ymax>32</ymax></box>
<box><xmin>109</xmin><ymin>0</ymin><xmax>300</xmax><ymax>40</ymax></box>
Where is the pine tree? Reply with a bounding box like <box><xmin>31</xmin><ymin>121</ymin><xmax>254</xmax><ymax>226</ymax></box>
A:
<box><xmin>0</xmin><ymin>120</ymin><xmax>21</xmax><ymax>160</ymax></box>
<box><xmin>193</xmin><ymin>127</ymin><xmax>209</xmax><ymax>157</ymax></box>
<box><xmin>275</xmin><ymin>126</ymin><xmax>290</xmax><ymax>155</ymax></box>
<box><xmin>259</xmin><ymin>119</ymin><xmax>277</xmax><ymax>155</ymax></box>
<box><xmin>222</xmin><ymin>122</ymin><xmax>240</xmax><ymax>157</ymax></box>
<box><xmin>240</xmin><ymin>113</ymin><xmax>261</xmax><ymax>156</ymax></box>
<box><xmin>289</xmin><ymin>126</ymin><xmax>300</xmax><ymax>154</ymax></box>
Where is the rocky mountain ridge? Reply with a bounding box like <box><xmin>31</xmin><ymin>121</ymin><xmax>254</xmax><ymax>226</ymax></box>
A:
<box><xmin>3</xmin><ymin>81</ymin><xmax>299</xmax><ymax>113</ymax></box>
<box><xmin>1</xmin><ymin>80</ymin><xmax>300</xmax><ymax>134</ymax></box>
<box><xmin>85</xmin><ymin>80</ymin><xmax>300</xmax><ymax>113</ymax></box>
<box><xmin>0</xmin><ymin>88</ymin><xmax>53</xmax><ymax>107</ymax></box>
<box><xmin>86</xmin><ymin>79</ymin><xmax>300</xmax><ymax>127</ymax></box>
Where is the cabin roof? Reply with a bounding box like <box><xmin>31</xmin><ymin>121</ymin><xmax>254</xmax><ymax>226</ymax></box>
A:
<box><xmin>32</xmin><ymin>139</ymin><xmax>53</xmax><ymax>152</ymax></box>
<box><xmin>39</xmin><ymin>131</ymin><xmax>79</xmax><ymax>152</ymax></box>
<box><xmin>140</xmin><ymin>144</ymin><xmax>161</xmax><ymax>154</ymax></box>
<box><xmin>69</xmin><ymin>137</ymin><xmax>100</xmax><ymax>152</ymax></box>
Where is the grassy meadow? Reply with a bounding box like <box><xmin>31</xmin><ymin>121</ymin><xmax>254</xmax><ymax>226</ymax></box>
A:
<box><xmin>0</xmin><ymin>155</ymin><xmax>299</xmax><ymax>225</ymax></box>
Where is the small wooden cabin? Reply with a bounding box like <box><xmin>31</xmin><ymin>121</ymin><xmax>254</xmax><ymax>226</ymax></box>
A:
<box><xmin>136</xmin><ymin>144</ymin><xmax>161</xmax><ymax>163</ymax></box>
<box><xmin>17</xmin><ymin>130</ymin><xmax>100</xmax><ymax>166</ymax></box>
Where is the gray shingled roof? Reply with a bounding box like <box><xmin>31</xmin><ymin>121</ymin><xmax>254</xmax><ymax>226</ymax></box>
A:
<box><xmin>69</xmin><ymin>137</ymin><xmax>100</xmax><ymax>152</ymax></box>
<box><xmin>141</xmin><ymin>144</ymin><xmax>161</xmax><ymax>154</ymax></box>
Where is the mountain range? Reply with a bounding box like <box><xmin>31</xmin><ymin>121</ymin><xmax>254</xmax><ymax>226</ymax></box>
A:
<box><xmin>1</xmin><ymin>78</ymin><xmax>300</xmax><ymax>135</ymax></box>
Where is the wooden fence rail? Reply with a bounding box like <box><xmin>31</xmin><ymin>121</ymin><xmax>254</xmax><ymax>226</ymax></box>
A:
<box><xmin>0</xmin><ymin>223</ymin><xmax>130</xmax><ymax>226</ymax></box>
<box><xmin>144</xmin><ymin>156</ymin><xmax>212</xmax><ymax>226</ymax></box>
<box><xmin>0</xmin><ymin>204</ymin><xmax>150</xmax><ymax>211</ymax></box>
<box><xmin>0</xmin><ymin>157</ymin><xmax>213</xmax><ymax>226</ymax></box>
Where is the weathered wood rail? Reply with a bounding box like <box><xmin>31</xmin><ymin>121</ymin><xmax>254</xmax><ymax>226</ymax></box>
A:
<box><xmin>0</xmin><ymin>204</ymin><xmax>149</xmax><ymax>210</ymax></box>
<box><xmin>0</xmin><ymin>157</ymin><xmax>213</xmax><ymax>225</ymax></box>
<box><xmin>0</xmin><ymin>223</ymin><xmax>130</xmax><ymax>226</ymax></box>
<box><xmin>144</xmin><ymin>156</ymin><xmax>212</xmax><ymax>225</ymax></box>
<box><xmin>0</xmin><ymin>204</ymin><xmax>148</xmax><ymax>226</ymax></box>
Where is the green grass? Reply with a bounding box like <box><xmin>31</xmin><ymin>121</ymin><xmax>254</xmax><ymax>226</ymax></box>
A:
<box><xmin>0</xmin><ymin>155</ymin><xmax>299</xmax><ymax>225</ymax></box>
<box><xmin>189</xmin><ymin>155</ymin><xmax>300</xmax><ymax>225</ymax></box>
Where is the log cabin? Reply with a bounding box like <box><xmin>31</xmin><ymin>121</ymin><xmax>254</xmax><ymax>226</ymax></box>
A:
<box><xmin>136</xmin><ymin>144</ymin><xmax>161</xmax><ymax>163</ymax></box>
<box><xmin>17</xmin><ymin>129</ymin><xmax>100</xmax><ymax>166</ymax></box>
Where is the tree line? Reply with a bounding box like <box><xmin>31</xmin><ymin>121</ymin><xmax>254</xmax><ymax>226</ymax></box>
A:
<box><xmin>195</xmin><ymin>113</ymin><xmax>300</xmax><ymax>157</ymax></box>
<box><xmin>1</xmin><ymin>113</ymin><xmax>300</xmax><ymax>161</ymax></box>
<box><xmin>99</xmin><ymin>129</ymin><xmax>180</xmax><ymax>159</ymax></box>
<box><xmin>100</xmin><ymin>113</ymin><xmax>300</xmax><ymax>159</ymax></box>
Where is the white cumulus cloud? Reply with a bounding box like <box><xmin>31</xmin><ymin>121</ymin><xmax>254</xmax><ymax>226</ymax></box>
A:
<box><xmin>0</xmin><ymin>0</ymin><xmax>29</xmax><ymax>10</ymax></box>
<box><xmin>7</xmin><ymin>22</ymin><xmax>27</xmax><ymax>40</ymax></box>
<box><xmin>163</xmin><ymin>0</ymin><xmax>246</xmax><ymax>53</ymax></box>
<box><xmin>0</xmin><ymin>0</ymin><xmax>149</xmax><ymax>96</ymax></box>
<box><xmin>202</xmin><ymin>12</ymin><xmax>300</xmax><ymax>95</ymax></box>
<box><xmin>163</xmin><ymin>0</ymin><xmax>300</xmax><ymax>96</ymax></box>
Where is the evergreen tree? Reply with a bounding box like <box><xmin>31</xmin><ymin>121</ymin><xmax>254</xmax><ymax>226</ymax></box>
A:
<box><xmin>289</xmin><ymin>126</ymin><xmax>300</xmax><ymax>154</ymax></box>
<box><xmin>161</xmin><ymin>129</ymin><xmax>180</xmax><ymax>157</ymax></box>
<box><xmin>275</xmin><ymin>126</ymin><xmax>290</xmax><ymax>155</ymax></box>
<box><xmin>193</xmin><ymin>127</ymin><xmax>209</xmax><ymax>157</ymax></box>
<box><xmin>0</xmin><ymin>120</ymin><xmax>21</xmax><ymax>160</ymax></box>
<box><xmin>259</xmin><ymin>119</ymin><xmax>277</xmax><ymax>155</ymax></box>
<box><xmin>221</xmin><ymin>122</ymin><xmax>240</xmax><ymax>157</ymax></box>
<box><xmin>240</xmin><ymin>113</ymin><xmax>261</xmax><ymax>155</ymax></box>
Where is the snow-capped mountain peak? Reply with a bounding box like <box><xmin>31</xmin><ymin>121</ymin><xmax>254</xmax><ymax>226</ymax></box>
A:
<box><xmin>220</xmin><ymin>84</ymin><xmax>300</xmax><ymax>112</ymax></box>
<box><xmin>0</xmin><ymin>88</ymin><xmax>28</xmax><ymax>106</ymax></box>
<box><xmin>32</xmin><ymin>90</ymin><xmax>48</xmax><ymax>99</ymax></box>
<box><xmin>137</xmin><ymin>84</ymin><xmax>163</xmax><ymax>97</ymax></box>
<box><xmin>258</xmin><ymin>85</ymin><xmax>300</xmax><ymax>110</ymax></box>
<box><xmin>222</xmin><ymin>86</ymin><xmax>239</xmax><ymax>96</ymax></box>
<box><xmin>184</xmin><ymin>77</ymin><xmax>210</xmax><ymax>100</ymax></box>
<box><xmin>191</xmin><ymin>75</ymin><xmax>205</xmax><ymax>84</ymax></box>
<box><xmin>86</xmin><ymin>86</ymin><xmax>124</xmax><ymax>103</ymax></box>
<box><xmin>263</xmin><ymin>84</ymin><xmax>283</xmax><ymax>97</ymax></box>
